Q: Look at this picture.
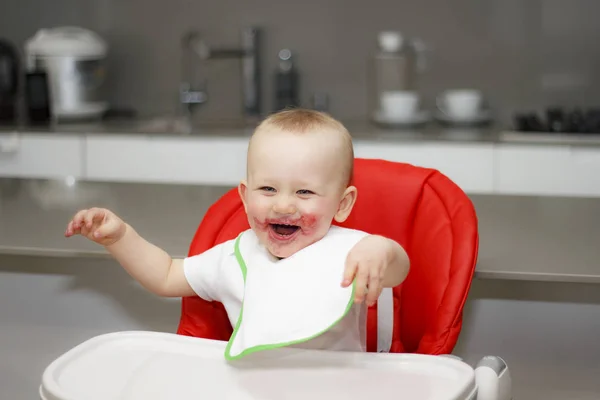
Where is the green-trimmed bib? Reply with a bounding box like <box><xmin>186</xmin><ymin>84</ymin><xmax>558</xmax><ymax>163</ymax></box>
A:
<box><xmin>224</xmin><ymin>226</ymin><xmax>369</xmax><ymax>360</ymax></box>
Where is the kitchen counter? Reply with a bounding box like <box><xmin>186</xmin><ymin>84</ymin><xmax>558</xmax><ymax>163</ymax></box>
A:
<box><xmin>3</xmin><ymin>117</ymin><xmax>600</xmax><ymax>146</ymax></box>
<box><xmin>4</xmin><ymin>117</ymin><xmax>600</xmax><ymax>198</ymax></box>
<box><xmin>1</xmin><ymin>178</ymin><xmax>599</xmax><ymax>283</ymax></box>
<box><xmin>0</xmin><ymin>179</ymin><xmax>229</xmax><ymax>259</ymax></box>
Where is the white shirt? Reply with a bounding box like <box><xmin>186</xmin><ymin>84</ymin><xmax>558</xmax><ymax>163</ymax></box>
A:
<box><xmin>183</xmin><ymin>228</ymin><xmax>367</xmax><ymax>352</ymax></box>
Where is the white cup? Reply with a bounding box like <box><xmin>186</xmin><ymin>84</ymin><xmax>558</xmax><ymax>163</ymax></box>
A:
<box><xmin>437</xmin><ymin>89</ymin><xmax>483</xmax><ymax>120</ymax></box>
<box><xmin>380</xmin><ymin>91</ymin><xmax>420</xmax><ymax>120</ymax></box>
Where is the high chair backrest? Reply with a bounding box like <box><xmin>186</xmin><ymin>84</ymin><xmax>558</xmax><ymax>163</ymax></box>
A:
<box><xmin>177</xmin><ymin>158</ymin><xmax>479</xmax><ymax>355</ymax></box>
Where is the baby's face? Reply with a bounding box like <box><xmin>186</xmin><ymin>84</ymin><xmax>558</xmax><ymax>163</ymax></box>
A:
<box><xmin>239</xmin><ymin>129</ymin><xmax>354</xmax><ymax>258</ymax></box>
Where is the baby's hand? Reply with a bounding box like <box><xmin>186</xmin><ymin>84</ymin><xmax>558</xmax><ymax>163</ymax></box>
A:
<box><xmin>65</xmin><ymin>207</ymin><xmax>127</xmax><ymax>246</ymax></box>
<box><xmin>342</xmin><ymin>235</ymin><xmax>395</xmax><ymax>307</ymax></box>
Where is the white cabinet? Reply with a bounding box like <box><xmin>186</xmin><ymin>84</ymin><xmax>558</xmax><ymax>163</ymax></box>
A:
<box><xmin>0</xmin><ymin>133</ymin><xmax>84</xmax><ymax>179</ymax></box>
<box><xmin>85</xmin><ymin>134</ymin><xmax>247</xmax><ymax>185</ymax></box>
<box><xmin>495</xmin><ymin>144</ymin><xmax>600</xmax><ymax>197</ymax></box>
<box><xmin>354</xmin><ymin>140</ymin><xmax>495</xmax><ymax>194</ymax></box>
<box><xmin>7</xmin><ymin>132</ymin><xmax>600</xmax><ymax>198</ymax></box>
<box><xmin>86</xmin><ymin>135</ymin><xmax>496</xmax><ymax>194</ymax></box>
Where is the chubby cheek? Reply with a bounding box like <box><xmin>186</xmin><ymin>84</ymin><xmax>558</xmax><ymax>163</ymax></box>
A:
<box><xmin>252</xmin><ymin>217</ymin><xmax>269</xmax><ymax>231</ymax></box>
<box><xmin>296</xmin><ymin>200</ymin><xmax>334</xmax><ymax>234</ymax></box>
<box><xmin>297</xmin><ymin>214</ymin><xmax>320</xmax><ymax>234</ymax></box>
<box><xmin>245</xmin><ymin>196</ymin><xmax>270</xmax><ymax>227</ymax></box>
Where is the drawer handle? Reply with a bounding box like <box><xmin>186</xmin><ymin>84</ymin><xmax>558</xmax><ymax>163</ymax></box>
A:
<box><xmin>0</xmin><ymin>132</ymin><xmax>20</xmax><ymax>153</ymax></box>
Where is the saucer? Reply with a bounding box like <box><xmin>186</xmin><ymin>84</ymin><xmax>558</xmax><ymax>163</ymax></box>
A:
<box><xmin>373</xmin><ymin>110</ymin><xmax>431</xmax><ymax>127</ymax></box>
<box><xmin>434</xmin><ymin>110</ymin><xmax>492</xmax><ymax>126</ymax></box>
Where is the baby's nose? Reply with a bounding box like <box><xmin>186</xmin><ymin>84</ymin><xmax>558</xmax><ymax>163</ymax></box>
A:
<box><xmin>273</xmin><ymin>197</ymin><xmax>297</xmax><ymax>214</ymax></box>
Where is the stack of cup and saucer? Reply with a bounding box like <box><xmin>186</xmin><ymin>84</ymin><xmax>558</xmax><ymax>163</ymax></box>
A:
<box><xmin>434</xmin><ymin>89</ymin><xmax>492</xmax><ymax>126</ymax></box>
<box><xmin>372</xmin><ymin>91</ymin><xmax>431</xmax><ymax>128</ymax></box>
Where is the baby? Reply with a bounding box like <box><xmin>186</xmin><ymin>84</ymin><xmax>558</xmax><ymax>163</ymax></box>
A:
<box><xmin>65</xmin><ymin>108</ymin><xmax>410</xmax><ymax>352</ymax></box>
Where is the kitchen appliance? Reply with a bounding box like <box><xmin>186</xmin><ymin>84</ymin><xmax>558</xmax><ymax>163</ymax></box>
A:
<box><xmin>273</xmin><ymin>48</ymin><xmax>299</xmax><ymax>112</ymax></box>
<box><xmin>24</xmin><ymin>27</ymin><xmax>108</xmax><ymax>121</ymax></box>
<box><xmin>24</xmin><ymin>70</ymin><xmax>51</xmax><ymax>124</ymax></box>
<box><xmin>514</xmin><ymin>107</ymin><xmax>600</xmax><ymax>133</ymax></box>
<box><xmin>369</xmin><ymin>31</ymin><xmax>419</xmax><ymax>115</ymax></box>
<box><xmin>368</xmin><ymin>31</ymin><xmax>431</xmax><ymax>128</ymax></box>
<box><xmin>0</xmin><ymin>38</ymin><xmax>19</xmax><ymax>124</ymax></box>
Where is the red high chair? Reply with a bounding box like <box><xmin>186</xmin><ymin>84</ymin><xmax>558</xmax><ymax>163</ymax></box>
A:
<box><xmin>38</xmin><ymin>159</ymin><xmax>514</xmax><ymax>400</ymax></box>
<box><xmin>177</xmin><ymin>158</ymin><xmax>479</xmax><ymax>355</ymax></box>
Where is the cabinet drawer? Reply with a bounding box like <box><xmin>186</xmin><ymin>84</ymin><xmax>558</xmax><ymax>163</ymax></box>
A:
<box><xmin>495</xmin><ymin>144</ymin><xmax>600</xmax><ymax>197</ymax></box>
<box><xmin>85</xmin><ymin>135</ymin><xmax>248</xmax><ymax>185</ymax></box>
<box><xmin>354</xmin><ymin>140</ymin><xmax>495</xmax><ymax>194</ymax></box>
<box><xmin>0</xmin><ymin>133</ymin><xmax>84</xmax><ymax>179</ymax></box>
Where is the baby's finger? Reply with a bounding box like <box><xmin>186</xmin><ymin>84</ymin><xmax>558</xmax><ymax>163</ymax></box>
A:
<box><xmin>71</xmin><ymin>209</ymin><xmax>89</xmax><ymax>228</ymax></box>
<box><xmin>353</xmin><ymin>266</ymin><xmax>370</xmax><ymax>303</ymax></box>
<box><xmin>366</xmin><ymin>271</ymin><xmax>382</xmax><ymax>306</ymax></box>
<box><xmin>64</xmin><ymin>220</ymin><xmax>80</xmax><ymax>237</ymax></box>
<box><xmin>342</xmin><ymin>257</ymin><xmax>358</xmax><ymax>287</ymax></box>
<box><xmin>83</xmin><ymin>208</ymin><xmax>106</xmax><ymax>228</ymax></box>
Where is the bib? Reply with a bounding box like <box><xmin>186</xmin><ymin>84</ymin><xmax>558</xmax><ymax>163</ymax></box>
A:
<box><xmin>224</xmin><ymin>226</ymin><xmax>369</xmax><ymax>360</ymax></box>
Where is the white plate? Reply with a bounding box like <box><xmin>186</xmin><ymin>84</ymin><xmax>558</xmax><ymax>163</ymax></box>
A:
<box><xmin>373</xmin><ymin>110</ymin><xmax>431</xmax><ymax>126</ymax></box>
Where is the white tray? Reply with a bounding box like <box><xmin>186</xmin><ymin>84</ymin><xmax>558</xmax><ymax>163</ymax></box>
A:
<box><xmin>40</xmin><ymin>331</ymin><xmax>477</xmax><ymax>400</ymax></box>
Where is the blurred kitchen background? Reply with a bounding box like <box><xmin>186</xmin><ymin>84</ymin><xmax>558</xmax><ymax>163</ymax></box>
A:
<box><xmin>2</xmin><ymin>1</ymin><xmax>600</xmax><ymax>399</ymax></box>
<box><xmin>1</xmin><ymin>0</ymin><xmax>599</xmax><ymax>127</ymax></box>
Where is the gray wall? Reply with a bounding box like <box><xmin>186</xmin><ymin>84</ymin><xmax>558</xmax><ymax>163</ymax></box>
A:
<box><xmin>1</xmin><ymin>0</ymin><xmax>600</xmax><ymax>123</ymax></box>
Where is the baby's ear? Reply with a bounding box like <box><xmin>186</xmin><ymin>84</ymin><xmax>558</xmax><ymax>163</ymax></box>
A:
<box><xmin>334</xmin><ymin>186</ymin><xmax>358</xmax><ymax>223</ymax></box>
<box><xmin>238</xmin><ymin>181</ymin><xmax>249</xmax><ymax>213</ymax></box>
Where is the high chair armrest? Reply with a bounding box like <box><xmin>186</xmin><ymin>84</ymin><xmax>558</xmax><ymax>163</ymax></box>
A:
<box><xmin>474</xmin><ymin>356</ymin><xmax>512</xmax><ymax>400</ymax></box>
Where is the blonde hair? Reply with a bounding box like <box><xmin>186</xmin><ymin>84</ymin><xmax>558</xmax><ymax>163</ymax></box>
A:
<box><xmin>250</xmin><ymin>108</ymin><xmax>354</xmax><ymax>185</ymax></box>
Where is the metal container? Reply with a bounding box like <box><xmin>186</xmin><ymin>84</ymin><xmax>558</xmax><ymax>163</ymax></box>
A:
<box><xmin>25</xmin><ymin>27</ymin><xmax>108</xmax><ymax>121</ymax></box>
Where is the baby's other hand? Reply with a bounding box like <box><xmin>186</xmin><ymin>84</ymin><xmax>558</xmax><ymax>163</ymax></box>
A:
<box><xmin>342</xmin><ymin>235</ymin><xmax>395</xmax><ymax>307</ymax></box>
<box><xmin>65</xmin><ymin>207</ymin><xmax>127</xmax><ymax>246</ymax></box>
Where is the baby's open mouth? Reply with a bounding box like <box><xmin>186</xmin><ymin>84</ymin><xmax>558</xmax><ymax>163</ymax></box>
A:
<box><xmin>270</xmin><ymin>223</ymin><xmax>300</xmax><ymax>236</ymax></box>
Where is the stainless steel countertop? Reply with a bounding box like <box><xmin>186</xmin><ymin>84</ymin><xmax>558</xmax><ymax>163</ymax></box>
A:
<box><xmin>1</xmin><ymin>178</ymin><xmax>599</xmax><ymax>283</ymax></box>
<box><xmin>3</xmin><ymin>118</ymin><xmax>600</xmax><ymax>146</ymax></box>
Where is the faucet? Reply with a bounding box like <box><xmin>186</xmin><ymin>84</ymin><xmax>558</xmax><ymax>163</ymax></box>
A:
<box><xmin>180</xmin><ymin>27</ymin><xmax>262</xmax><ymax>123</ymax></box>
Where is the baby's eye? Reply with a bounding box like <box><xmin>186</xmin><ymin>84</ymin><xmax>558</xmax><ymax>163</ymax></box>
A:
<box><xmin>259</xmin><ymin>186</ymin><xmax>276</xmax><ymax>192</ymax></box>
<box><xmin>296</xmin><ymin>189</ymin><xmax>314</xmax><ymax>195</ymax></box>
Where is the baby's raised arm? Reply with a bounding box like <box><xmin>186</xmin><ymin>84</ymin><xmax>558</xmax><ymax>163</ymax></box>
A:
<box><xmin>65</xmin><ymin>208</ymin><xmax>195</xmax><ymax>297</ymax></box>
